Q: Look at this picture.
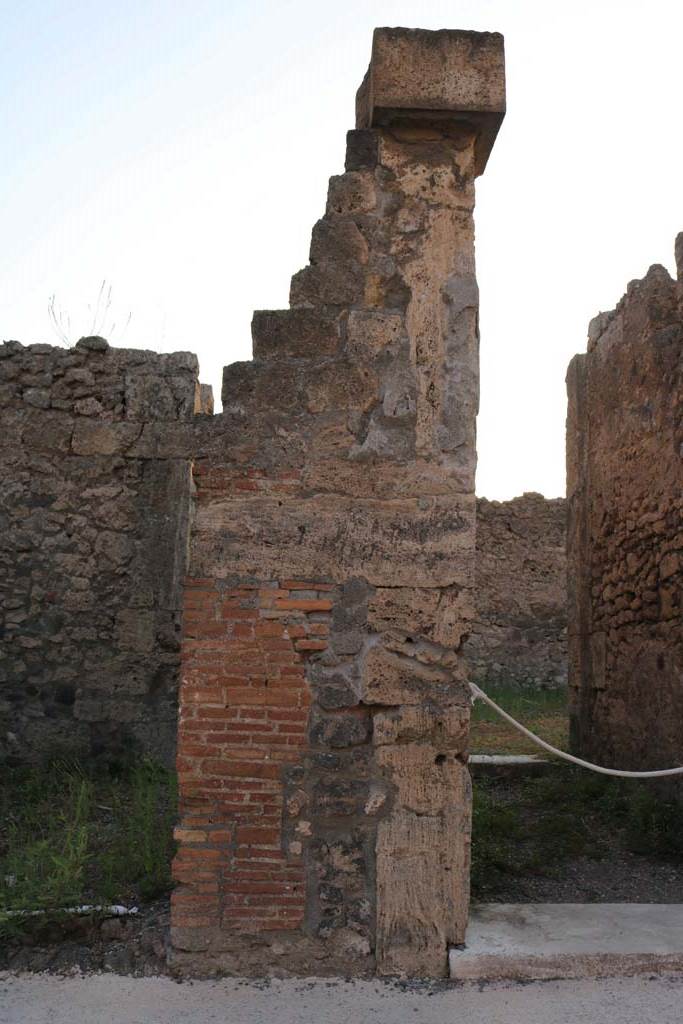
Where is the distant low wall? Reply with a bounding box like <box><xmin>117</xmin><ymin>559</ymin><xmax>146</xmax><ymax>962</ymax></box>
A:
<box><xmin>465</xmin><ymin>493</ymin><xmax>567</xmax><ymax>689</ymax></box>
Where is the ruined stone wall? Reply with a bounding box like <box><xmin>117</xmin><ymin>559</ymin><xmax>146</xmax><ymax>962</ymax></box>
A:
<box><xmin>0</xmin><ymin>26</ymin><xmax>505</xmax><ymax>979</ymax></box>
<box><xmin>171</xmin><ymin>27</ymin><xmax>505</xmax><ymax>980</ymax></box>
<box><xmin>467</xmin><ymin>493</ymin><xmax>567</xmax><ymax>689</ymax></box>
<box><xmin>567</xmin><ymin>241</ymin><xmax>683</xmax><ymax>772</ymax></box>
<box><xmin>0</xmin><ymin>337</ymin><xmax>206</xmax><ymax>765</ymax></box>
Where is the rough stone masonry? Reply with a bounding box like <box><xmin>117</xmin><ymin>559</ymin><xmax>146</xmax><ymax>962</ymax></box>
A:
<box><xmin>466</xmin><ymin>493</ymin><xmax>567</xmax><ymax>691</ymax></box>
<box><xmin>0</xmin><ymin>338</ymin><xmax>209</xmax><ymax>764</ymax></box>
<box><xmin>567</xmin><ymin>236</ymin><xmax>683</xmax><ymax>780</ymax></box>
<box><xmin>170</xmin><ymin>28</ymin><xmax>506</xmax><ymax>978</ymax></box>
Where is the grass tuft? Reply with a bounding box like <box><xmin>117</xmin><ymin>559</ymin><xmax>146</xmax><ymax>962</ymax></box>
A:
<box><xmin>0</xmin><ymin>757</ymin><xmax>177</xmax><ymax>939</ymax></box>
<box><xmin>470</xmin><ymin>682</ymin><xmax>568</xmax><ymax>755</ymax></box>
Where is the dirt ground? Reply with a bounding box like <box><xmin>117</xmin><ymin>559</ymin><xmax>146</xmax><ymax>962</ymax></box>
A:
<box><xmin>0</xmin><ymin>900</ymin><xmax>169</xmax><ymax>977</ymax></box>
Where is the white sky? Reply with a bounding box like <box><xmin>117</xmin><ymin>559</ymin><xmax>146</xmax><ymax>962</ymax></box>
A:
<box><xmin>2</xmin><ymin>0</ymin><xmax>682</xmax><ymax>499</ymax></box>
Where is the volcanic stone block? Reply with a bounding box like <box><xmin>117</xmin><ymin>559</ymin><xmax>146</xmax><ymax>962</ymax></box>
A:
<box><xmin>325</xmin><ymin>172</ymin><xmax>377</xmax><ymax>216</ymax></box>
<box><xmin>373</xmin><ymin>704</ymin><xmax>468</xmax><ymax>747</ymax></box>
<box><xmin>345</xmin><ymin>129</ymin><xmax>379</xmax><ymax>172</ymax></box>
<box><xmin>345</xmin><ymin>311</ymin><xmax>405</xmax><ymax>359</ymax></box>
<box><xmin>310</xmin><ymin>217</ymin><xmax>369</xmax><ymax>266</ymax></box>
<box><xmin>251</xmin><ymin>309</ymin><xmax>341</xmax><ymax>360</ymax></box>
<box><xmin>221</xmin><ymin>357</ymin><xmax>377</xmax><ymax>414</ymax></box>
<box><xmin>289</xmin><ymin>259</ymin><xmax>366</xmax><ymax>310</ymax></box>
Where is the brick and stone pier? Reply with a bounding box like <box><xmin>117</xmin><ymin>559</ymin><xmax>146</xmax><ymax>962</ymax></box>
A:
<box><xmin>170</xmin><ymin>27</ymin><xmax>506</xmax><ymax>978</ymax></box>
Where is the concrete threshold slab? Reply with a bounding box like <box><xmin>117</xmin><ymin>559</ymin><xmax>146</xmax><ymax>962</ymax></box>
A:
<box><xmin>450</xmin><ymin>903</ymin><xmax>683</xmax><ymax>981</ymax></box>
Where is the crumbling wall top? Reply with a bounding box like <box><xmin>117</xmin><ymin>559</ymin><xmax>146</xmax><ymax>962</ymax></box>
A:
<box><xmin>355</xmin><ymin>27</ymin><xmax>505</xmax><ymax>174</ymax></box>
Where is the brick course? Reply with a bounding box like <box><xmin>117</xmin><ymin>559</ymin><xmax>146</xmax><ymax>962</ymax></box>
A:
<box><xmin>174</xmin><ymin>577</ymin><xmax>331</xmax><ymax>933</ymax></box>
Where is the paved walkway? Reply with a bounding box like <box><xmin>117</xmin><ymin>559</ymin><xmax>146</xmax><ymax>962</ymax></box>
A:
<box><xmin>2</xmin><ymin>973</ymin><xmax>683</xmax><ymax>1024</ymax></box>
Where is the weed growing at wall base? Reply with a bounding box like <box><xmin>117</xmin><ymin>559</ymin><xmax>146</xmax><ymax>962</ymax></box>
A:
<box><xmin>0</xmin><ymin>758</ymin><xmax>177</xmax><ymax>940</ymax></box>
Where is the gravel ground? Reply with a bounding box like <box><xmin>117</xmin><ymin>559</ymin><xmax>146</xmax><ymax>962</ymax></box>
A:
<box><xmin>472</xmin><ymin>766</ymin><xmax>683</xmax><ymax>905</ymax></box>
<box><xmin>2</xmin><ymin>972</ymin><xmax>683</xmax><ymax>1024</ymax></box>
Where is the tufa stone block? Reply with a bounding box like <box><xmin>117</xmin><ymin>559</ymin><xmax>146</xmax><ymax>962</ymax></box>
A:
<box><xmin>355</xmin><ymin>27</ymin><xmax>505</xmax><ymax>175</ymax></box>
<box><xmin>362</xmin><ymin>644</ymin><xmax>456</xmax><ymax>705</ymax></box>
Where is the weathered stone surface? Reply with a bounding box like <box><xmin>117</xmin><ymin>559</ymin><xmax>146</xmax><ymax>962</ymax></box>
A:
<box><xmin>309</xmin><ymin>663</ymin><xmax>362</xmax><ymax>709</ymax></box>
<box><xmin>290</xmin><ymin>260</ymin><xmax>366</xmax><ymax>310</ymax></box>
<box><xmin>301</xmin><ymin>454</ymin><xmax>474</xmax><ymax>500</ymax></box>
<box><xmin>0</xmin><ymin>340</ymin><xmax>200</xmax><ymax>765</ymax></box>
<box><xmin>567</xmin><ymin>250</ymin><xmax>683</xmax><ymax>781</ymax></box>
<box><xmin>375</xmin><ymin>739</ymin><xmax>471</xmax><ymax>977</ymax></box>
<box><xmin>310</xmin><ymin>216</ymin><xmax>370</xmax><ymax>266</ymax></box>
<box><xmin>368</xmin><ymin>585</ymin><xmax>474</xmax><ymax>650</ymax></box>
<box><xmin>356</xmin><ymin>27</ymin><xmax>505</xmax><ymax>175</ymax></box>
<box><xmin>71</xmin><ymin>421</ymin><xmax>141</xmax><ymax>456</ymax></box>
<box><xmin>376</xmin><ymin>811</ymin><xmax>466</xmax><ymax>976</ymax></box>
<box><xmin>345</xmin><ymin>129</ymin><xmax>379</xmax><ymax>172</ymax></box>
<box><xmin>373</xmin><ymin>703</ymin><xmax>469</xmax><ymax>747</ymax></box>
<box><xmin>345</xmin><ymin>310</ymin><xmax>405</xmax><ymax>359</ymax></box>
<box><xmin>362</xmin><ymin>644</ymin><xmax>459</xmax><ymax>705</ymax></box>
<box><xmin>325</xmin><ymin>172</ymin><xmax>377</xmax><ymax>217</ymax></box>
<box><xmin>376</xmin><ymin>742</ymin><xmax>468</xmax><ymax>815</ymax></box>
<box><xmin>309</xmin><ymin>708</ymin><xmax>371</xmax><ymax>748</ymax></box>
<box><xmin>221</xmin><ymin>357</ymin><xmax>377</xmax><ymax>415</ymax></box>
<box><xmin>191</xmin><ymin>495</ymin><xmax>475</xmax><ymax>588</ymax></box>
<box><xmin>465</xmin><ymin>493</ymin><xmax>568</xmax><ymax>689</ymax></box>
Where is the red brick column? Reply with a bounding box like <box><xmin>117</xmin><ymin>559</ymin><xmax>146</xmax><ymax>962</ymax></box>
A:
<box><xmin>172</xmin><ymin>578</ymin><xmax>331</xmax><ymax>943</ymax></box>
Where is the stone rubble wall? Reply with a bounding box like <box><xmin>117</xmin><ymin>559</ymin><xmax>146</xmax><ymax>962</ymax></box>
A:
<box><xmin>567</xmin><ymin>240</ymin><xmax>683</xmax><ymax>774</ymax></box>
<box><xmin>0</xmin><ymin>336</ymin><xmax>208</xmax><ymax>765</ymax></box>
<box><xmin>466</xmin><ymin>493</ymin><xmax>567</xmax><ymax>690</ymax></box>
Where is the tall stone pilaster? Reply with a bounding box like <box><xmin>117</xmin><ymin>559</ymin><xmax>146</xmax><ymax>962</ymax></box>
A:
<box><xmin>171</xmin><ymin>27</ymin><xmax>505</xmax><ymax>978</ymax></box>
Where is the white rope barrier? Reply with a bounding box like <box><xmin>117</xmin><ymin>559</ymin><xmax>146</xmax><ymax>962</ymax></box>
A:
<box><xmin>469</xmin><ymin>681</ymin><xmax>683</xmax><ymax>779</ymax></box>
